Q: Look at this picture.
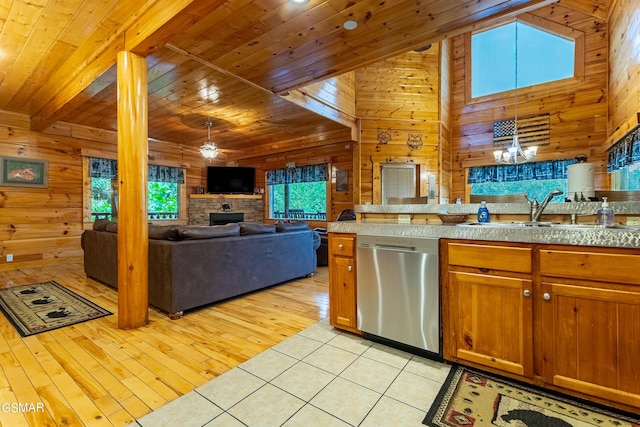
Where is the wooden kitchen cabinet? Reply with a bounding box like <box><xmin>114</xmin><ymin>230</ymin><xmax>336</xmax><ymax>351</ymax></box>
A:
<box><xmin>328</xmin><ymin>233</ymin><xmax>359</xmax><ymax>333</ymax></box>
<box><xmin>444</xmin><ymin>241</ymin><xmax>534</xmax><ymax>378</ymax></box>
<box><xmin>443</xmin><ymin>239</ymin><xmax>640</xmax><ymax>411</ymax></box>
<box><xmin>540</xmin><ymin>247</ymin><xmax>640</xmax><ymax>409</ymax></box>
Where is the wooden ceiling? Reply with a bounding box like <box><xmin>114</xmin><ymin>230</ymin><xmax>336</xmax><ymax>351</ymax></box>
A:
<box><xmin>0</xmin><ymin>0</ymin><xmax>564</xmax><ymax>159</ymax></box>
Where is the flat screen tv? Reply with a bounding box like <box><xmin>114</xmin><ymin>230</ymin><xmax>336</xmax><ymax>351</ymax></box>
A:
<box><xmin>206</xmin><ymin>166</ymin><xmax>255</xmax><ymax>194</ymax></box>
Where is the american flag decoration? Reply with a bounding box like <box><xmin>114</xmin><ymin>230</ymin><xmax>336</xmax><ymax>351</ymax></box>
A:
<box><xmin>493</xmin><ymin>115</ymin><xmax>550</xmax><ymax>150</ymax></box>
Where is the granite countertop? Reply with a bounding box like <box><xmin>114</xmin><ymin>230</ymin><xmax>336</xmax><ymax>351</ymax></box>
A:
<box><xmin>327</xmin><ymin>221</ymin><xmax>640</xmax><ymax>248</ymax></box>
<box><xmin>338</xmin><ymin>201</ymin><xmax>640</xmax><ymax>248</ymax></box>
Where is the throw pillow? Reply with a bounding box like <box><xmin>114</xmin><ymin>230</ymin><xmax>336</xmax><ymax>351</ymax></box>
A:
<box><xmin>275</xmin><ymin>220</ymin><xmax>309</xmax><ymax>232</ymax></box>
<box><xmin>178</xmin><ymin>223</ymin><xmax>240</xmax><ymax>240</ymax></box>
<box><xmin>93</xmin><ymin>219</ymin><xmax>110</xmax><ymax>231</ymax></box>
<box><xmin>105</xmin><ymin>221</ymin><xmax>118</xmax><ymax>233</ymax></box>
<box><xmin>148</xmin><ymin>225</ymin><xmax>180</xmax><ymax>240</ymax></box>
<box><xmin>239</xmin><ymin>222</ymin><xmax>276</xmax><ymax>235</ymax></box>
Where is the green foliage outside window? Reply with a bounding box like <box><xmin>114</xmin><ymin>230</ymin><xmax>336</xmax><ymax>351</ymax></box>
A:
<box><xmin>270</xmin><ymin>181</ymin><xmax>327</xmax><ymax>216</ymax></box>
<box><xmin>91</xmin><ymin>178</ymin><xmax>178</xmax><ymax>220</ymax></box>
<box><xmin>91</xmin><ymin>178</ymin><xmax>113</xmax><ymax>216</ymax></box>
<box><xmin>471</xmin><ymin>178</ymin><xmax>567</xmax><ymax>203</ymax></box>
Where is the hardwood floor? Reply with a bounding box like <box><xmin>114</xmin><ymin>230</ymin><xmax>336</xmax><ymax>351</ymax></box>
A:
<box><xmin>0</xmin><ymin>258</ymin><xmax>329</xmax><ymax>427</ymax></box>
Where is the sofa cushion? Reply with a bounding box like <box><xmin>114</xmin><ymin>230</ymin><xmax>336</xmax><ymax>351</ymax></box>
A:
<box><xmin>149</xmin><ymin>225</ymin><xmax>180</xmax><ymax>240</ymax></box>
<box><xmin>105</xmin><ymin>221</ymin><xmax>118</xmax><ymax>233</ymax></box>
<box><xmin>93</xmin><ymin>219</ymin><xmax>110</xmax><ymax>231</ymax></box>
<box><xmin>178</xmin><ymin>223</ymin><xmax>240</xmax><ymax>240</ymax></box>
<box><xmin>275</xmin><ymin>220</ymin><xmax>309</xmax><ymax>232</ymax></box>
<box><xmin>240</xmin><ymin>222</ymin><xmax>276</xmax><ymax>235</ymax></box>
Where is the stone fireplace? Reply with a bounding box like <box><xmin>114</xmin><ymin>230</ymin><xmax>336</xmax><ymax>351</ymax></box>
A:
<box><xmin>188</xmin><ymin>194</ymin><xmax>264</xmax><ymax>225</ymax></box>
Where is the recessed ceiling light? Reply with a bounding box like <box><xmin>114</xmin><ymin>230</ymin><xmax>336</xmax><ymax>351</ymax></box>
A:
<box><xmin>289</xmin><ymin>0</ymin><xmax>310</xmax><ymax>4</ymax></box>
<box><xmin>343</xmin><ymin>20</ymin><xmax>358</xmax><ymax>30</ymax></box>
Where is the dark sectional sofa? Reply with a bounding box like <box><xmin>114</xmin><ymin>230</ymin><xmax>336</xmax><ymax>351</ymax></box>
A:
<box><xmin>81</xmin><ymin>221</ymin><xmax>318</xmax><ymax>319</ymax></box>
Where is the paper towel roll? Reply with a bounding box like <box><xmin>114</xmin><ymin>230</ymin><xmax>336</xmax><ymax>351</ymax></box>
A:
<box><xmin>568</xmin><ymin>163</ymin><xmax>594</xmax><ymax>200</ymax></box>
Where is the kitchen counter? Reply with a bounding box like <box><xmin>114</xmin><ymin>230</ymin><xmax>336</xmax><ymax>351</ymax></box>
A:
<box><xmin>356</xmin><ymin>201</ymin><xmax>640</xmax><ymax>216</ymax></box>
<box><xmin>328</xmin><ymin>221</ymin><xmax>640</xmax><ymax>248</ymax></box>
<box><xmin>328</xmin><ymin>201</ymin><xmax>640</xmax><ymax>248</ymax></box>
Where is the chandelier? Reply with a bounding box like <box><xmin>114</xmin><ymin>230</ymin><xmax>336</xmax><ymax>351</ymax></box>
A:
<box><xmin>493</xmin><ymin>22</ymin><xmax>537</xmax><ymax>165</ymax></box>
<box><xmin>494</xmin><ymin>132</ymin><xmax>538</xmax><ymax>164</ymax></box>
<box><xmin>200</xmin><ymin>120</ymin><xmax>219</xmax><ymax>159</ymax></box>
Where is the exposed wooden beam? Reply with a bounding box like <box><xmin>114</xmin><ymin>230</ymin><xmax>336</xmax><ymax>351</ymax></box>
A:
<box><xmin>223</xmin><ymin>128</ymin><xmax>353</xmax><ymax>161</ymax></box>
<box><xmin>30</xmin><ymin>0</ymin><xmax>227</xmax><ymax>132</ymax></box>
<box><xmin>281</xmin><ymin>90</ymin><xmax>357</xmax><ymax>133</ymax></box>
<box><xmin>165</xmin><ymin>43</ymin><xmax>358</xmax><ymax>134</ymax></box>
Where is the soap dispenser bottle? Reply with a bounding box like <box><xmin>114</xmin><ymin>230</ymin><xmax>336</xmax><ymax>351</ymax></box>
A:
<box><xmin>596</xmin><ymin>197</ymin><xmax>614</xmax><ymax>226</ymax></box>
<box><xmin>478</xmin><ymin>201</ymin><xmax>490</xmax><ymax>223</ymax></box>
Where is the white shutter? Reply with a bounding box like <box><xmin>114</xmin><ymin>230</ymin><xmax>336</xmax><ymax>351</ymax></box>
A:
<box><xmin>382</xmin><ymin>165</ymin><xmax>416</xmax><ymax>204</ymax></box>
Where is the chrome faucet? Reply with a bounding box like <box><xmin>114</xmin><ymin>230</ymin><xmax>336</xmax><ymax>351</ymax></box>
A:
<box><xmin>525</xmin><ymin>189</ymin><xmax>564</xmax><ymax>222</ymax></box>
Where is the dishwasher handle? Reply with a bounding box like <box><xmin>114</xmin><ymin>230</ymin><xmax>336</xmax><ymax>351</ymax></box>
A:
<box><xmin>370</xmin><ymin>243</ymin><xmax>417</xmax><ymax>252</ymax></box>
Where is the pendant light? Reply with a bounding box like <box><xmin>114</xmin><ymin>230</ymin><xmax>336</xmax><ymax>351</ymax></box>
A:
<box><xmin>200</xmin><ymin>119</ymin><xmax>219</xmax><ymax>159</ymax></box>
<box><xmin>494</xmin><ymin>22</ymin><xmax>538</xmax><ymax>164</ymax></box>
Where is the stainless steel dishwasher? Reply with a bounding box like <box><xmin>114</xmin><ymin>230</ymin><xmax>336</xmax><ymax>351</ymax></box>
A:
<box><xmin>357</xmin><ymin>233</ymin><xmax>441</xmax><ymax>357</ymax></box>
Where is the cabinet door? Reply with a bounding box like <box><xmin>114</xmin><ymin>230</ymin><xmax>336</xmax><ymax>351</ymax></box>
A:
<box><xmin>330</xmin><ymin>255</ymin><xmax>357</xmax><ymax>330</ymax></box>
<box><xmin>541</xmin><ymin>281</ymin><xmax>640</xmax><ymax>408</ymax></box>
<box><xmin>449</xmin><ymin>271</ymin><xmax>533</xmax><ymax>377</ymax></box>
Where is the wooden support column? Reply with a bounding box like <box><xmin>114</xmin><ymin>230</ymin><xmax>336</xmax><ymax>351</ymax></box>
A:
<box><xmin>116</xmin><ymin>51</ymin><xmax>148</xmax><ymax>329</ymax></box>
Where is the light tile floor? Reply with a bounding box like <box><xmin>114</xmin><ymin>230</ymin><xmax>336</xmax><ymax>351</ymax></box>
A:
<box><xmin>132</xmin><ymin>319</ymin><xmax>452</xmax><ymax>427</ymax></box>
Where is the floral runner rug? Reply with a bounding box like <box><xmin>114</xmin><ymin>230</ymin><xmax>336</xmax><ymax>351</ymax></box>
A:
<box><xmin>0</xmin><ymin>280</ymin><xmax>111</xmax><ymax>337</ymax></box>
<box><xmin>424</xmin><ymin>365</ymin><xmax>640</xmax><ymax>427</ymax></box>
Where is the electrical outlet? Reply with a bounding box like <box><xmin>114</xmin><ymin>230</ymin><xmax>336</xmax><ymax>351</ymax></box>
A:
<box><xmin>398</xmin><ymin>214</ymin><xmax>411</xmax><ymax>224</ymax></box>
<box><xmin>627</xmin><ymin>218</ymin><xmax>640</xmax><ymax>227</ymax></box>
<box><xmin>6</xmin><ymin>254</ymin><xmax>13</xmax><ymax>262</ymax></box>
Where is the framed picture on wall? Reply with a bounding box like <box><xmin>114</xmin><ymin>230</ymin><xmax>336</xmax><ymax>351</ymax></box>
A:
<box><xmin>336</xmin><ymin>168</ymin><xmax>349</xmax><ymax>192</ymax></box>
<box><xmin>0</xmin><ymin>156</ymin><xmax>48</xmax><ymax>188</ymax></box>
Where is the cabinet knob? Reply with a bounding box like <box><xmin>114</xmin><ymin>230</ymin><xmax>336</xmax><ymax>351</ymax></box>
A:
<box><xmin>543</xmin><ymin>293</ymin><xmax>551</xmax><ymax>301</ymax></box>
<box><xmin>347</xmin><ymin>265</ymin><xmax>352</xmax><ymax>272</ymax></box>
<box><xmin>523</xmin><ymin>289</ymin><xmax>531</xmax><ymax>297</ymax></box>
<box><xmin>338</xmin><ymin>244</ymin><xmax>344</xmax><ymax>250</ymax></box>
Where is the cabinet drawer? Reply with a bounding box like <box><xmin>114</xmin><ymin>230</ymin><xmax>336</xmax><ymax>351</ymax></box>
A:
<box><xmin>540</xmin><ymin>250</ymin><xmax>640</xmax><ymax>285</ymax></box>
<box><xmin>330</xmin><ymin>235</ymin><xmax>355</xmax><ymax>257</ymax></box>
<box><xmin>448</xmin><ymin>243</ymin><xmax>532</xmax><ymax>273</ymax></box>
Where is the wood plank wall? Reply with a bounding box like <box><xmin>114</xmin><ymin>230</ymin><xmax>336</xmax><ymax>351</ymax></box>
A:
<box><xmin>608</xmin><ymin>0</ymin><xmax>640</xmax><ymax>137</ymax></box>
<box><xmin>356</xmin><ymin>45</ymin><xmax>443</xmax><ymax>204</ymax></box>
<box><xmin>451</xmin><ymin>3</ymin><xmax>609</xmax><ymax>198</ymax></box>
<box><xmin>0</xmin><ymin>111</ymin><xmax>205</xmax><ymax>269</ymax></box>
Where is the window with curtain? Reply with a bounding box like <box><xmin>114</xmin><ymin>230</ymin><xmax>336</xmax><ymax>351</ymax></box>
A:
<box><xmin>608</xmin><ymin>127</ymin><xmax>640</xmax><ymax>191</ymax></box>
<box><xmin>266</xmin><ymin>163</ymin><xmax>328</xmax><ymax>220</ymax></box>
<box><xmin>468</xmin><ymin>159</ymin><xmax>573</xmax><ymax>203</ymax></box>
<box><xmin>89</xmin><ymin>157</ymin><xmax>185</xmax><ymax>221</ymax></box>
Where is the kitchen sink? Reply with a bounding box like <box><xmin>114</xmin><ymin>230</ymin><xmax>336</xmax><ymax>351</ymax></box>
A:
<box><xmin>456</xmin><ymin>221</ymin><xmax>553</xmax><ymax>229</ymax></box>
<box><xmin>457</xmin><ymin>222</ymin><xmax>640</xmax><ymax>231</ymax></box>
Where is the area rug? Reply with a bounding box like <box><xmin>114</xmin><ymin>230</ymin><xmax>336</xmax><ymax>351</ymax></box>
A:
<box><xmin>424</xmin><ymin>365</ymin><xmax>640</xmax><ymax>427</ymax></box>
<box><xmin>0</xmin><ymin>281</ymin><xmax>111</xmax><ymax>337</ymax></box>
